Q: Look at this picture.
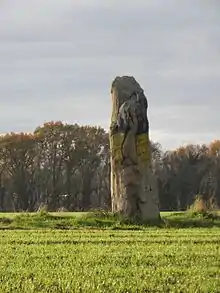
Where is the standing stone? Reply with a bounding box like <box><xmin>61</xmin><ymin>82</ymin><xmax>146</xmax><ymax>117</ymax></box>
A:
<box><xmin>109</xmin><ymin>76</ymin><xmax>160</xmax><ymax>221</ymax></box>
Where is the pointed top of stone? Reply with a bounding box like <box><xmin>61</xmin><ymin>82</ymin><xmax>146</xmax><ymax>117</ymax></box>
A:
<box><xmin>111</xmin><ymin>76</ymin><xmax>143</xmax><ymax>96</ymax></box>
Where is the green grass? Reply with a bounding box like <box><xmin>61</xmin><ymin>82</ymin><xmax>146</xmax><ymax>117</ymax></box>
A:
<box><xmin>0</xmin><ymin>212</ymin><xmax>220</xmax><ymax>292</ymax></box>
<box><xmin>0</xmin><ymin>229</ymin><xmax>219</xmax><ymax>292</ymax></box>
<box><xmin>0</xmin><ymin>212</ymin><xmax>85</xmax><ymax>219</ymax></box>
<box><xmin>0</xmin><ymin>210</ymin><xmax>220</xmax><ymax>230</ymax></box>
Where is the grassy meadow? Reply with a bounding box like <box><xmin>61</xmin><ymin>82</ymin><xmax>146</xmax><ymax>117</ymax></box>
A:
<box><xmin>0</xmin><ymin>211</ymin><xmax>220</xmax><ymax>292</ymax></box>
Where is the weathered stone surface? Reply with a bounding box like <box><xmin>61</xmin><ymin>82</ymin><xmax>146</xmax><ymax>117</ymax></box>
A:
<box><xmin>109</xmin><ymin>76</ymin><xmax>160</xmax><ymax>221</ymax></box>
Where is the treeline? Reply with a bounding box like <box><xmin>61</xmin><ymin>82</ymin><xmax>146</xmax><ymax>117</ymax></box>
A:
<box><xmin>0</xmin><ymin>121</ymin><xmax>219</xmax><ymax>212</ymax></box>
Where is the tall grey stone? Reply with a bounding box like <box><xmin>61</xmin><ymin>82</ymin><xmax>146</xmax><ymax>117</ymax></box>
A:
<box><xmin>109</xmin><ymin>76</ymin><xmax>160</xmax><ymax>221</ymax></box>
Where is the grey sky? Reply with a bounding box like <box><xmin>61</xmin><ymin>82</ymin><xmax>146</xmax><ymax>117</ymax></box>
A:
<box><xmin>0</xmin><ymin>0</ymin><xmax>219</xmax><ymax>150</ymax></box>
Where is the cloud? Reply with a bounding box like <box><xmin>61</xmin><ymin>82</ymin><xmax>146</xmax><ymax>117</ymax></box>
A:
<box><xmin>0</xmin><ymin>0</ymin><xmax>219</xmax><ymax>149</ymax></box>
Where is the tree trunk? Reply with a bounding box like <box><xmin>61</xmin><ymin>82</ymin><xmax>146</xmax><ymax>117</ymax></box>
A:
<box><xmin>109</xmin><ymin>76</ymin><xmax>160</xmax><ymax>221</ymax></box>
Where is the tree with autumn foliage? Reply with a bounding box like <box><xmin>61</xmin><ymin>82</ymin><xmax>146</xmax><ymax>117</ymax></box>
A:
<box><xmin>0</xmin><ymin>122</ymin><xmax>110</xmax><ymax>211</ymax></box>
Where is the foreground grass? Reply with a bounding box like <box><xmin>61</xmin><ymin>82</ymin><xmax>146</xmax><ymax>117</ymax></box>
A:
<box><xmin>0</xmin><ymin>229</ymin><xmax>219</xmax><ymax>292</ymax></box>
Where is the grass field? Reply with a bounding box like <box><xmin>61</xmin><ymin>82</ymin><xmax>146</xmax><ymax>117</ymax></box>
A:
<box><xmin>0</xmin><ymin>212</ymin><xmax>220</xmax><ymax>292</ymax></box>
<box><xmin>0</xmin><ymin>210</ymin><xmax>220</xmax><ymax>229</ymax></box>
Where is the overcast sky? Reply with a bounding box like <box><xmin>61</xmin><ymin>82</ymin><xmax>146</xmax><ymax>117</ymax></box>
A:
<box><xmin>0</xmin><ymin>0</ymin><xmax>219</xmax><ymax>150</ymax></box>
